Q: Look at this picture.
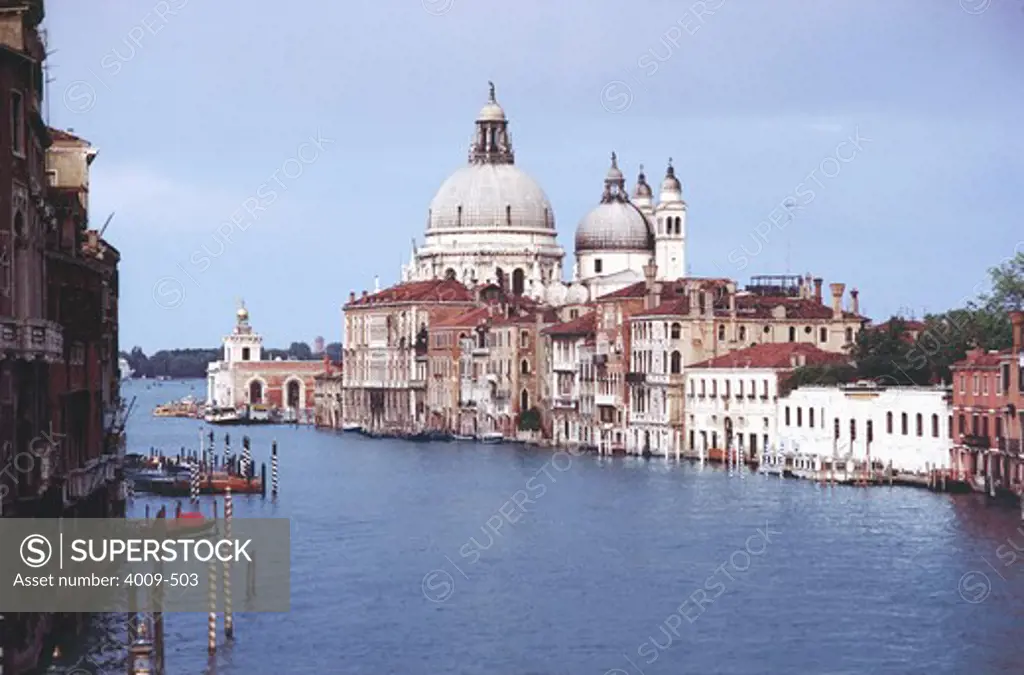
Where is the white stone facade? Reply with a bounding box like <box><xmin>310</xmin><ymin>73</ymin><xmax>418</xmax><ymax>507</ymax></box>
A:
<box><xmin>775</xmin><ymin>384</ymin><xmax>953</xmax><ymax>473</ymax></box>
<box><xmin>684</xmin><ymin>367</ymin><xmax>780</xmax><ymax>459</ymax></box>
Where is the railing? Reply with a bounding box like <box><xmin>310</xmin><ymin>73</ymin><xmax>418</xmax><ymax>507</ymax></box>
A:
<box><xmin>553</xmin><ymin>397</ymin><xmax>577</xmax><ymax>410</ymax></box>
<box><xmin>595</xmin><ymin>393</ymin><xmax>618</xmax><ymax>407</ymax></box>
<box><xmin>998</xmin><ymin>437</ymin><xmax>1022</xmax><ymax>454</ymax></box>
<box><xmin>553</xmin><ymin>360</ymin><xmax>577</xmax><ymax>372</ymax></box>
<box><xmin>962</xmin><ymin>434</ymin><xmax>991</xmax><ymax>449</ymax></box>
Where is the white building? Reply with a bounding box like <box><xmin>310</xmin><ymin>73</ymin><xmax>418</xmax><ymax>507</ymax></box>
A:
<box><xmin>545</xmin><ymin>313</ymin><xmax>598</xmax><ymax>448</ymax></box>
<box><xmin>400</xmin><ymin>82</ymin><xmax>687</xmax><ymax>305</ymax></box>
<box><xmin>776</xmin><ymin>383</ymin><xmax>953</xmax><ymax>474</ymax></box>
<box><xmin>684</xmin><ymin>343</ymin><xmax>848</xmax><ymax>461</ymax></box>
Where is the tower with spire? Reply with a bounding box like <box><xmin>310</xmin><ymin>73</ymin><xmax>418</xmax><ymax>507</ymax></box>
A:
<box><xmin>654</xmin><ymin>158</ymin><xmax>686</xmax><ymax>280</ymax></box>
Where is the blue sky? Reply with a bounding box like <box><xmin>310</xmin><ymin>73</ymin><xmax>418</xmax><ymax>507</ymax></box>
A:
<box><xmin>46</xmin><ymin>0</ymin><xmax>1023</xmax><ymax>351</ymax></box>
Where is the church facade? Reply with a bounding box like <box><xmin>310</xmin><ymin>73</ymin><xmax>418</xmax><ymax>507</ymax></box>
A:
<box><xmin>205</xmin><ymin>303</ymin><xmax>321</xmax><ymax>414</ymax></box>
<box><xmin>400</xmin><ymin>82</ymin><xmax>684</xmax><ymax>304</ymax></box>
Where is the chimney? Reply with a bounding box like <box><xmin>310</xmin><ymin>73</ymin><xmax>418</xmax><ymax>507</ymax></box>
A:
<box><xmin>850</xmin><ymin>288</ymin><xmax>860</xmax><ymax>316</ymax></box>
<box><xmin>813</xmin><ymin>278</ymin><xmax>823</xmax><ymax>303</ymax></box>
<box><xmin>1011</xmin><ymin>311</ymin><xmax>1024</xmax><ymax>354</ymax></box>
<box><xmin>349</xmin><ymin>291</ymin><xmax>356</xmax><ymax>303</ymax></box>
<box><xmin>374</xmin><ymin>275</ymin><xmax>381</xmax><ymax>292</ymax></box>
<box><xmin>790</xmin><ymin>354</ymin><xmax>798</xmax><ymax>368</ymax></box>
<box><xmin>643</xmin><ymin>263</ymin><xmax>658</xmax><ymax>310</ymax></box>
<box><xmin>829</xmin><ymin>283</ymin><xmax>845</xmax><ymax>319</ymax></box>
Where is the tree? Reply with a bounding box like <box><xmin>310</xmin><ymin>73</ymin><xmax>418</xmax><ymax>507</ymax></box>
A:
<box><xmin>518</xmin><ymin>407</ymin><xmax>542</xmax><ymax>431</ymax></box>
<box><xmin>983</xmin><ymin>251</ymin><xmax>1024</xmax><ymax>312</ymax></box>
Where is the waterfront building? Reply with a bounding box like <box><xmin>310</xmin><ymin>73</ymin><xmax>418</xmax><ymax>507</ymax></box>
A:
<box><xmin>684</xmin><ymin>343</ymin><xmax>848</xmax><ymax>461</ymax></box>
<box><xmin>313</xmin><ymin>359</ymin><xmax>343</xmax><ymax>429</ymax></box>
<box><xmin>205</xmin><ymin>303</ymin><xmax>321</xmax><ymax>418</ymax></box>
<box><xmin>342</xmin><ymin>279</ymin><xmax>476</xmax><ymax>432</ymax></box>
<box><xmin>949</xmin><ymin>310</ymin><xmax>1024</xmax><ymax>492</ymax></box>
<box><xmin>775</xmin><ymin>383</ymin><xmax>953</xmax><ymax>474</ymax></box>
<box><xmin>544</xmin><ymin>312</ymin><xmax>598</xmax><ymax>449</ymax></box>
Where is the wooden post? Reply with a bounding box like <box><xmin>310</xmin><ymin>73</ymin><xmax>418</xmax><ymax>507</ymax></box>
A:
<box><xmin>260</xmin><ymin>463</ymin><xmax>266</xmax><ymax>498</ymax></box>
<box><xmin>224</xmin><ymin>486</ymin><xmax>233</xmax><ymax>639</ymax></box>
<box><xmin>223</xmin><ymin>433</ymin><xmax>230</xmax><ymax>472</ymax></box>
<box><xmin>271</xmin><ymin>441</ymin><xmax>279</xmax><ymax>498</ymax></box>
<box><xmin>208</xmin><ymin>551</ymin><xmax>217</xmax><ymax>654</ymax></box>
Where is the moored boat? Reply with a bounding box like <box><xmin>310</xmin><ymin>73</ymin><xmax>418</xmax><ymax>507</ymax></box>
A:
<box><xmin>478</xmin><ymin>432</ymin><xmax>504</xmax><ymax>444</ymax></box>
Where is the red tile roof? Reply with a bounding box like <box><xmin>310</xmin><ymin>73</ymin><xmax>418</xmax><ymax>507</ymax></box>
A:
<box><xmin>431</xmin><ymin>306</ymin><xmax>494</xmax><ymax>329</ymax></box>
<box><xmin>689</xmin><ymin>342</ymin><xmax>850</xmax><ymax>369</ymax></box>
<box><xmin>951</xmin><ymin>349</ymin><xmax>1010</xmax><ymax>370</ymax></box>
<box><xmin>48</xmin><ymin>128</ymin><xmax>90</xmax><ymax>144</ymax></box>
<box><xmin>543</xmin><ymin>312</ymin><xmax>597</xmax><ymax>337</ymax></box>
<box><xmin>345</xmin><ymin>279</ymin><xmax>473</xmax><ymax>308</ymax></box>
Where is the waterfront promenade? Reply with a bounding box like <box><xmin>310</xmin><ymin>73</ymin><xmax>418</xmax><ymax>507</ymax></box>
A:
<box><xmin>60</xmin><ymin>381</ymin><xmax>1024</xmax><ymax>674</ymax></box>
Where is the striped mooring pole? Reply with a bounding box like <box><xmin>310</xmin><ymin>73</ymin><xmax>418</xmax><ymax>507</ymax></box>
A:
<box><xmin>190</xmin><ymin>460</ymin><xmax>200</xmax><ymax>504</ymax></box>
<box><xmin>223</xmin><ymin>433</ymin><xmax>230</xmax><ymax>471</ymax></box>
<box><xmin>242</xmin><ymin>436</ymin><xmax>252</xmax><ymax>478</ymax></box>
<box><xmin>208</xmin><ymin>551</ymin><xmax>217</xmax><ymax>654</ymax></box>
<box><xmin>224</xmin><ymin>486</ymin><xmax>234</xmax><ymax>638</ymax></box>
<box><xmin>271</xmin><ymin>440</ymin><xmax>279</xmax><ymax>498</ymax></box>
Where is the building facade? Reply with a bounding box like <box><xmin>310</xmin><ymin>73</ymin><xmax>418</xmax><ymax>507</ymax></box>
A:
<box><xmin>313</xmin><ymin>359</ymin><xmax>344</xmax><ymax>429</ymax></box>
<box><xmin>776</xmin><ymin>383</ymin><xmax>953</xmax><ymax>474</ymax></box>
<box><xmin>205</xmin><ymin>303</ymin><xmax>321</xmax><ymax>416</ymax></box>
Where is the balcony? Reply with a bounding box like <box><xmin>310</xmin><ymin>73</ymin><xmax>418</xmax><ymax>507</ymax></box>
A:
<box><xmin>0</xmin><ymin>318</ymin><xmax>63</xmax><ymax>362</ymax></box>
<box><xmin>625</xmin><ymin>372</ymin><xmax>646</xmax><ymax>384</ymax></box>
<box><xmin>998</xmin><ymin>437</ymin><xmax>1022</xmax><ymax>455</ymax></box>
<box><xmin>595</xmin><ymin>393</ymin><xmax>618</xmax><ymax>407</ymax></box>
<box><xmin>553</xmin><ymin>397</ymin><xmax>578</xmax><ymax>410</ymax></box>
<box><xmin>647</xmin><ymin>373</ymin><xmax>669</xmax><ymax>385</ymax></box>
<box><xmin>962</xmin><ymin>434</ymin><xmax>991</xmax><ymax>449</ymax></box>
<box><xmin>472</xmin><ymin>347</ymin><xmax>490</xmax><ymax>357</ymax></box>
<box><xmin>592</xmin><ymin>354</ymin><xmax>608</xmax><ymax>366</ymax></box>
<box><xmin>553</xmin><ymin>360</ymin><xmax>576</xmax><ymax>373</ymax></box>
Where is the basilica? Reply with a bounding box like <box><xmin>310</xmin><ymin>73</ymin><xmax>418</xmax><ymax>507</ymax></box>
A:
<box><xmin>400</xmin><ymin>82</ymin><xmax>686</xmax><ymax>301</ymax></box>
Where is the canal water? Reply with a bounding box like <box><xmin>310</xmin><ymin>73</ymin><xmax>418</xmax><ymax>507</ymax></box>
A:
<box><xmin>51</xmin><ymin>380</ymin><xmax>1024</xmax><ymax>674</ymax></box>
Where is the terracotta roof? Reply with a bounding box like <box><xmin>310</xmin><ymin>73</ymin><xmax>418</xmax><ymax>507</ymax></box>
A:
<box><xmin>689</xmin><ymin>342</ymin><xmax>850</xmax><ymax>369</ymax></box>
<box><xmin>730</xmin><ymin>295</ymin><xmax>863</xmax><ymax>321</ymax></box>
<box><xmin>490</xmin><ymin>306</ymin><xmax>559</xmax><ymax>326</ymax></box>
<box><xmin>543</xmin><ymin>312</ymin><xmax>597</xmax><ymax>337</ymax></box>
<box><xmin>951</xmin><ymin>349</ymin><xmax>1010</xmax><ymax>370</ymax></box>
<box><xmin>345</xmin><ymin>279</ymin><xmax>473</xmax><ymax>308</ymax></box>
<box><xmin>633</xmin><ymin>297</ymin><xmax>690</xmax><ymax>317</ymax></box>
<box><xmin>48</xmin><ymin>128</ymin><xmax>90</xmax><ymax>144</ymax></box>
<box><xmin>431</xmin><ymin>306</ymin><xmax>494</xmax><ymax>329</ymax></box>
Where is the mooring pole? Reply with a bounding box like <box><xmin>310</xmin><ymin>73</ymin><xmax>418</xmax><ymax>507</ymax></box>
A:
<box><xmin>224</xmin><ymin>486</ymin><xmax>234</xmax><ymax>639</ymax></box>
<box><xmin>271</xmin><ymin>440</ymin><xmax>279</xmax><ymax>498</ymax></box>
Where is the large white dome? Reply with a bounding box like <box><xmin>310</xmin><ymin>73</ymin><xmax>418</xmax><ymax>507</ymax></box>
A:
<box><xmin>428</xmin><ymin>164</ymin><xmax>555</xmax><ymax>232</ymax></box>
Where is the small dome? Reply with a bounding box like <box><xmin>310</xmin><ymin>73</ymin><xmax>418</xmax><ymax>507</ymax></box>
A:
<box><xmin>236</xmin><ymin>305</ymin><xmax>249</xmax><ymax>321</ymax></box>
<box><xmin>634</xmin><ymin>164</ymin><xmax>653</xmax><ymax>199</ymax></box>
<box><xmin>478</xmin><ymin>80</ymin><xmax>506</xmax><ymax>121</ymax></box>
<box><xmin>566</xmin><ymin>284</ymin><xmax>589</xmax><ymax>304</ymax></box>
<box><xmin>575</xmin><ymin>202</ymin><xmax>653</xmax><ymax>253</ymax></box>
<box><xmin>661</xmin><ymin>158</ymin><xmax>682</xmax><ymax>193</ymax></box>
<box><xmin>428</xmin><ymin>164</ymin><xmax>554</xmax><ymax>231</ymax></box>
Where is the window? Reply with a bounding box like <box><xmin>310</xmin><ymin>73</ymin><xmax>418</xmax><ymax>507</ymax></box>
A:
<box><xmin>670</xmin><ymin>351</ymin><xmax>681</xmax><ymax>374</ymax></box>
<box><xmin>850</xmin><ymin>419</ymin><xmax>856</xmax><ymax>441</ymax></box>
<box><xmin>725</xmin><ymin>380</ymin><xmax>731</xmax><ymax>397</ymax></box>
<box><xmin>916</xmin><ymin>413</ymin><xmax>923</xmax><ymax>437</ymax></box>
<box><xmin>819</xmin><ymin>327</ymin><xmax>828</xmax><ymax>343</ymax></box>
<box><xmin>594</xmin><ymin>259</ymin><xmax>603</xmax><ymax>274</ymax></box>
<box><xmin>241</xmin><ymin>347</ymin><xmax>250</xmax><ymax>361</ymax></box>
<box><xmin>958</xmin><ymin>414</ymin><xmax>965</xmax><ymax>435</ymax></box>
<box><xmin>739</xmin><ymin>326</ymin><xmax>747</xmax><ymax>341</ymax></box>
<box><xmin>796</xmin><ymin>407</ymin><xmax>802</xmax><ymax>427</ymax></box>
<box><xmin>931</xmin><ymin>414</ymin><xmax>939</xmax><ymax>438</ymax></box>
<box><xmin>901</xmin><ymin>412</ymin><xmax>908</xmax><ymax>435</ymax></box>
<box><xmin>982</xmin><ymin>416</ymin><xmax>989</xmax><ymax>437</ymax></box>
<box><xmin>845</xmin><ymin>327</ymin><xmax>853</xmax><ymax>343</ymax></box>
<box><xmin>671</xmin><ymin>322</ymin><xmax>681</xmax><ymax>339</ymax></box>
<box><xmin>867</xmin><ymin>420</ymin><xmax>873</xmax><ymax>443</ymax></box>
<box><xmin>506</xmin><ymin>204</ymin><xmax>512</xmax><ymax>225</ymax></box>
<box><xmin>11</xmin><ymin>90</ymin><xmax>25</xmax><ymax>156</ymax></box>
<box><xmin>520</xmin><ymin>359</ymin><xmax>529</xmax><ymax>374</ymax></box>
<box><xmin>718</xmin><ymin>325</ymin><xmax>726</xmax><ymax>341</ymax></box>
<box><xmin>1001</xmin><ymin>364</ymin><xmax>1010</xmax><ymax>395</ymax></box>
<box><xmin>973</xmin><ymin>374</ymin><xmax>979</xmax><ymax>395</ymax></box>
<box><xmin>46</xmin><ymin>169</ymin><xmax>57</xmax><ymax>186</ymax></box>
<box><xmin>809</xmin><ymin>408</ymin><xmax>815</xmax><ymax>427</ymax></box>
<box><xmin>521</xmin><ymin>331</ymin><xmax>529</xmax><ymax>348</ymax></box>
<box><xmin>982</xmin><ymin>375</ymin><xmax>989</xmax><ymax>395</ymax></box>
<box><xmin>834</xmin><ymin>418</ymin><xmax>840</xmax><ymax>439</ymax></box>
<box><xmin>996</xmin><ymin>417</ymin><xmax>1003</xmax><ymax>439</ymax></box>
<box><xmin>785</xmin><ymin>407</ymin><xmax>791</xmax><ymax>426</ymax></box>
<box><xmin>788</xmin><ymin>326</ymin><xmax>796</xmax><ymax>342</ymax></box>
<box><xmin>700</xmin><ymin>379</ymin><xmax>706</xmax><ymax>396</ymax></box>
<box><xmin>711</xmin><ymin>380</ymin><xmax>718</xmax><ymax>396</ymax></box>
<box><xmin>948</xmin><ymin>415</ymin><xmax>952</xmax><ymax>438</ymax></box>
<box><xmin>886</xmin><ymin>411</ymin><xmax>893</xmax><ymax>434</ymax></box>
<box><xmin>960</xmin><ymin>374</ymin><xmax>966</xmax><ymax>394</ymax></box>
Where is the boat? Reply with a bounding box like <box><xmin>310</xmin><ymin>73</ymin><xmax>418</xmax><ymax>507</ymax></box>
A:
<box><xmin>153</xmin><ymin>395</ymin><xmax>199</xmax><ymax>418</ymax></box>
<box><xmin>452</xmin><ymin>433</ymin><xmax>475</xmax><ymax>441</ymax></box>
<box><xmin>248</xmin><ymin>404</ymin><xmax>271</xmax><ymax>423</ymax></box>
<box><xmin>119</xmin><ymin>357</ymin><xmax>134</xmax><ymax>382</ymax></box>
<box><xmin>478</xmin><ymin>432</ymin><xmax>504</xmax><ymax>444</ymax></box>
<box><xmin>205</xmin><ymin>406</ymin><xmax>243</xmax><ymax>424</ymax></box>
<box><xmin>342</xmin><ymin>423</ymin><xmax>362</xmax><ymax>433</ymax></box>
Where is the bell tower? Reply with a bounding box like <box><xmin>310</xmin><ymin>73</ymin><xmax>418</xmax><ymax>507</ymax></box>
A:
<box><xmin>654</xmin><ymin>158</ymin><xmax>686</xmax><ymax>281</ymax></box>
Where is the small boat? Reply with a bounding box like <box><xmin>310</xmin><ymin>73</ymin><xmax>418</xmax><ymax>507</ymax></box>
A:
<box><xmin>342</xmin><ymin>423</ymin><xmax>362</xmax><ymax>433</ymax></box>
<box><xmin>452</xmin><ymin>434</ymin><xmax>475</xmax><ymax>441</ymax></box>
<box><xmin>478</xmin><ymin>432</ymin><xmax>504</xmax><ymax>444</ymax></box>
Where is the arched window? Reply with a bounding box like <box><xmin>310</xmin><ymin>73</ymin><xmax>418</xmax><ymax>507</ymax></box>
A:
<box><xmin>916</xmin><ymin>413</ymin><xmax>923</xmax><ymax>437</ymax></box>
<box><xmin>850</xmin><ymin>419</ymin><xmax>856</xmax><ymax>441</ymax></box>
<box><xmin>788</xmin><ymin>326</ymin><xmax>796</xmax><ymax>342</ymax></box>
<box><xmin>819</xmin><ymin>327</ymin><xmax>828</xmax><ymax>343</ymax></box>
<box><xmin>867</xmin><ymin>420</ymin><xmax>873</xmax><ymax>443</ymax></box>
<box><xmin>931</xmin><ymin>414</ymin><xmax>939</xmax><ymax>438</ymax></box>
<box><xmin>718</xmin><ymin>325</ymin><xmax>726</xmax><ymax>341</ymax></box>
<box><xmin>901</xmin><ymin>413</ymin><xmax>908</xmax><ymax>435</ymax></box>
<box><xmin>739</xmin><ymin>326</ymin><xmax>747</xmax><ymax>341</ymax></box>
<box><xmin>785</xmin><ymin>406</ymin><xmax>791</xmax><ymax>426</ymax></box>
<box><xmin>248</xmin><ymin>380</ymin><xmax>263</xmax><ymax>404</ymax></box>
<box><xmin>834</xmin><ymin>418</ymin><xmax>840</xmax><ymax>439</ymax></box>
<box><xmin>886</xmin><ymin>412</ymin><xmax>893</xmax><ymax>433</ymax></box>
<box><xmin>506</xmin><ymin>204</ymin><xmax>512</xmax><ymax>225</ymax></box>
<box><xmin>457</xmin><ymin>205</ymin><xmax>462</xmax><ymax>226</ymax></box>
<box><xmin>675</xmin><ymin>217</ymin><xmax>681</xmax><ymax>234</ymax></box>
<box><xmin>445</xmin><ymin>268</ymin><xmax>457</xmax><ymax>280</ymax></box>
<box><xmin>670</xmin><ymin>322</ymin><xmax>681</xmax><ymax>339</ymax></box>
<box><xmin>809</xmin><ymin>408</ymin><xmax>815</xmax><ymax>427</ymax></box>
<box><xmin>512</xmin><ymin>268</ymin><xmax>525</xmax><ymax>296</ymax></box>
<box><xmin>958</xmin><ymin>414</ymin><xmax>965</xmax><ymax>435</ymax></box>
<box><xmin>670</xmin><ymin>351</ymin><xmax>681</xmax><ymax>374</ymax></box>
<box><xmin>520</xmin><ymin>389</ymin><xmax>529</xmax><ymax>411</ymax></box>
<box><xmin>520</xmin><ymin>359</ymin><xmax>529</xmax><ymax>374</ymax></box>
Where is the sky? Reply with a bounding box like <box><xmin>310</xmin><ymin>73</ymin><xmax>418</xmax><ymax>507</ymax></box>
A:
<box><xmin>45</xmin><ymin>0</ymin><xmax>1024</xmax><ymax>352</ymax></box>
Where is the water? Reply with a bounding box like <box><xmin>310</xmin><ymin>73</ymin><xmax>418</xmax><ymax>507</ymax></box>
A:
<box><xmin>53</xmin><ymin>380</ymin><xmax>1024</xmax><ymax>673</ymax></box>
